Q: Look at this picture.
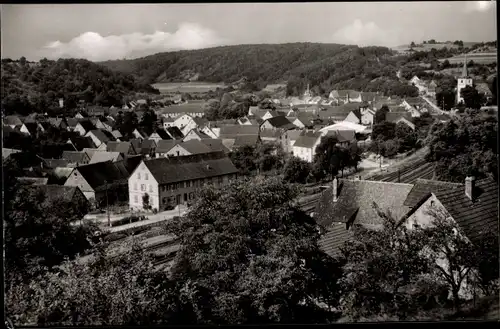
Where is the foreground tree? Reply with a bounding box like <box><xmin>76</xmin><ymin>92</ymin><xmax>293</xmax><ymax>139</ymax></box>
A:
<box><xmin>167</xmin><ymin>178</ymin><xmax>342</xmax><ymax>324</ymax></box>
<box><xmin>313</xmin><ymin>135</ymin><xmax>343</xmax><ymax>180</ymax></box>
<box><xmin>460</xmin><ymin>85</ymin><xmax>482</xmax><ymax>110</ymax></box>
<box><xmin>425</xmin><ymin>112</ymin><xmax>498</xmax><ymax>182</ymax></box>
<box><xmin>139</xmin><ymin>108</ymin><xmax>158</xmax><ymax>136</ymax></box>
<box><xmin>283</xmin><ymin>156</ymin><xmax>311</xmax><ymax>183</ymax></box>
<box><xmin>6</xmin><ymin>241</ymin><xmax>182</xmax><ymax>326</ymax></box>
<box><xmin>339</xmin><ymin>203</ymin><xmax>436</xmax><ymax>321</ymax></box>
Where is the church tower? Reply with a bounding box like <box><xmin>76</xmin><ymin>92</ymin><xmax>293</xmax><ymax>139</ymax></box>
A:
<box><xmin>456</xmin><ymin>54</ymin><xmax>473</xmax><ymax>104</ymax></box>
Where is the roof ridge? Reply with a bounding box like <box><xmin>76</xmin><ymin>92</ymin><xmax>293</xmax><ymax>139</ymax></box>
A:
<box><xmin>340</xmin><ymin>178</ymin><xmax>414</xmax><ymax>187</ymax></box>
<box><xmin>415</xmin><ymin>178</ymin><xmax>463</xmax><ymax>186</ymax></box>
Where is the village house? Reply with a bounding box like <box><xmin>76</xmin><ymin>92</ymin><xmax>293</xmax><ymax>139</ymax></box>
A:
<box><xmin>19</xmin><ymin>122</ymin><xmax>41</xmax><ymax>136</ymax></box>
<box><xmin>66</xmin><ymin>118</ymin><xmax>80</xmax><ymax>132</ymax></box>
<box><xmin>148</xmin><ymin>128</ymin><xmax>173</xmax><ymax>144</ymax></box>
<box><xmin>47</xmin><ymin>117</ymin><xmax>68</xmax><ymax>130</ymax></box>
<box><xmin>75</xmin><ymin>120</ymin><xmax>97</xmax><ymax>136</ymax></box>
<box><xmin>165</xmin><ymin>126</ymin><xmax>184</xmax><ymax>140</ymax></box>
<box><xmin>259</xmin><ymin>116</ymin><xmax>295</xmax><ymax>131</ymax></box>
<box><xmin>386</xmin><ymin>113</ymin><xmax>416</xmax><ymax>130</ymax></box>
<box><xmin>132</xmin><ymin>128</ymin><xmax>149</xmax><ymax>140</ymax></box>
<box><xmin>222</xmin><ymin>135</ymin><xmax>261</xmax><ymax>152</ymax></box>
<box><xmin>106</xmin><ymin>141</ymin><xmax>137</xmax><ymax>157</ymax></box>
<box><xmin>67</xmin><ymin>136</ymin><xmax>96</xmax><ymax>151</ymax></box>
<box><xmin>162</xmin><ymin>117</ymin><xmax>175</xmax><ymax>129</ymax></box>
<box><xmin>3</xmin><ymin>115</ymin><xmax>23</xmax><ymax>128</ymax></box>
<box><xmin>160</xmin><ymin>104</ymin><xmax>205</xmax><ymax>119</ymax></box>
<box><xmin>344</xmin><ymin>109</ymin><xmax>362</xmax><ymax>124</ymax></box>
<box><xmin>328</xmin><ymin>90</ymin><xmax>363</xmax><ymax>104</ymax></box>
<box><xmin>64</xmin><ymin>160</ymin><xmax>131</xmax><ymax>206</ymax></box>
<box><xmin>292</xmin><ymin>131</ymin><xmax>322</xmax><ymax>162</ymax></box>
<box><xmin>182</xmin><ymin>128</ymin><xmax>212</xmax><ymax>142</ymax></box>
<box><xmin>360</xmin><ymin>108</ymin><xmax>376</xmax><ymax>126</ymax></box>
<box><xmin>130</xmin><ymin>138</ymin><xmax>156</xmax><ymax>157</ymax></box>
<box><xmin>238</xmin><ymin>116</ymin><xmax>260</xmax><ymax>126</ymax></box>
<box><xmin>61</xmin><ymin>151</ymin><xmax>91</xmax><ymax>167</ymax></box>
<box><xmin>291</xmin><ymin>116</ymin><xmax>313</xmax><ymax>129</ymax></box>
<box><xmin>111</xmin><ymin>130</ymin><xmax>123</xmax><ymax>140</ymax></box>
<box><xmin>29</xmin><ymin>184</ymin><xmax>90</xmax><ymax>215</ymax></box>
<box><xmin>155</xmin><ymin>140</ymin><xmax>180</xmax><ymax>157</ymax></box>
<box><xmin>40</xmin><ymin>158</ymin><xmax>70</xmax><ymax>170</ymax></box>
<box><xmin>314</xmin><ymin>178</ymin><xmax>414</xmax><ymax>258</ymax></box>
<box><xmin>89</xmin><ymin>151</ymin><xmax>123</xmax><ymax>164</ymax></box>
<box><xmin>261</xmin><ymin>110</ymin><xmax>287</xmax><ymax>121</ymax></box>
<box><xmin>128</xmin><ymin>151</ymin><xmax>238</xmax><ymax>211</ymax></box>
<box><xmin>85</xmin><ymin>129</ymin><xmax>116</xmax><ymax>148</ymax></box>
<box><xmin>163</xmin><ymin>140</ymin><xmax>217</xmax><ymax>157</ymax></box>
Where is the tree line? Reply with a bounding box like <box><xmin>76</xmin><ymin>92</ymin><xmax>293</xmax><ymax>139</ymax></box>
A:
<box><xmin>1</xmin><ymin>58</ymin><xmax>160</xmax><ymax>116</ymax></box>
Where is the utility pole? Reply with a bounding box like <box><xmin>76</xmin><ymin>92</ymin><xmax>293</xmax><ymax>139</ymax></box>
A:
<box><xmin>105</xmin><ymin>180</ymin><xmax>110</xmax><ymax>227</ymax></box>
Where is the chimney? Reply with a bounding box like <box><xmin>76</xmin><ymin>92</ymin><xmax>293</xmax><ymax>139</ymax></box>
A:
<box><xmin>332</xmin><ymin>176</ymin><xmax>339</xmax><ymax>202</ymax></box>
<box><xmin>465</xmin><ymin>176</ymin><xmax>475</xmax><ymax>201</ymax></box>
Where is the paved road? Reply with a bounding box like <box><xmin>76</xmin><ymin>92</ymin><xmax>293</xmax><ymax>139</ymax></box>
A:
<box><xmin>107</xmin><ymin>206</ymin><xmax>188</xmax><ymax>233</ymax></box>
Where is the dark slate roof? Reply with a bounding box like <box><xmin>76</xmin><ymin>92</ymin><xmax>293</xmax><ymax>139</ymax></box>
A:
<box><xmin>293</xmin><ymin>131</ymin><xmax>321</xmax><ymax>148</ymax></box>
<box><xmin>24</xmin><ymin>122</ymin><xmax>39</xmax><ymax>134</ymax></box>
<box><xmin>260</xmin><ymin>129</ymin><xmax>282</xmax><ymax>138</ymax></box>
<box><xmin>39</xmin><ymin>158</ymin><xmax>69</xmax><ymax>169</ymax></box>
<box><xmin>315</xmin><ymin>179</ymin><xmax>414</xmax><ymax>229</ymax></box>
<box><xmin>156</xmin><ymin>139</ymin><xmax>181</xmax><ymax>153</ymax></box>
<box><xmin>30</xmin><ymin>185</ymin><xmax>84</xmax><ymax>204</ymax></box>
<box><xmin>318</xmin><ymin>222</ymin><xmax>352</xmax><ymax>258</ymax></box>
<box><xmin>2</xmin><ymin>148</ymin><xmax>21</xmax><ymax>159</ymax></box>
<box><xmin>219</xmin><ymin>124</ymin><xmax>260</xmax><ymax>137</ymax></box>
<box><xmin>122</xmin><ymin>155</ymin><xmax>143</xmax><ymax>174</ymax></box>
<box><xmin>192</xmin><ymin>117</ymin><xmax>209</xmax><ymax>126</ymax></box>
<box><xmin>17</xmin><ymin>177</ymin><xmax>49</xmax><ymax>185</ymax></box>
<box><xmin>89</xmin><ymin>151</ymin><xmax>122</xmax><ymax>164</ymax></box>
<box><xmin>324</xmin><ymin>130</ymin><xmax>356</xmax><ymax>143</ymax></box>
<box><xmin>185</xmin><ymin>129</ymin><xmax>211</xmax><ymax>140</ymax></box>
<box><xmin>403</xmin><ymin>179</ymin><xmax>462</xmax><ymax>208</ymax></box>
<box><xmin>166</xmin><ymin>126</ymin><xmax>184</xmax><ymax>139</ymax></box>
<box><xmin>61</xmin><ymin>151</ymin><xmax>90</xmax><ymax>164</ymax></box>
<box><xmin>77</xmin><ymin>120</ymin><xmax>96</xmax><ymax>132</ymax></box>
<box><xmin>200</xmin><ymin>139</ymin><xmax>230</xmax><ymax>153</ymax></box>
<box><xmin>66</xmin><ymin>118</ymin><xmax>79</xmax><ymax>127</ymax></box>
<box><xmin>433</xmin><ymin>178</ymin><xmax>497</xmax><ymax>244</ymax></box>
<box><xmin>106</xmin><ymin>141</ymin><xmax>136</xmax><ymax>155</ymax></box>
<box><xmin>386</xmin><ymin>112</ymin><xmax>413</xmax><ymax>123</ymax></box>
<box><xmin>178</xmin><ymin>140</ymin><xmax>213</xmax><ymax>155</ymax></box>
<box><xmin>144</xmin><ymin>151</ymin><xmax>238</xmax><ymax>185</ymax></box>
<box><xmin>73</xmin><ymin>161</ymin><xmax>130</xmax><ymax>190</ymax></box>
<box><xmin>3</xmin><ymin>115</ymin><xmax>23</xmax><ymax>126</ymax></box>
<box><xmin>152</xmin><ymin>128</ymin><xmax>172</xmax><ymax>140</ymax></box>
<box><xmin>88</xmin><ymin>129</ymin><xmax>115</xmax><ymax>144</ymax></box>
<box><xmin>233</xmin><ymin>135</ymin><xmax>260</xmax><ymax>147</ymax></box>
<box><xmin>263</xmin><ymin>116</ymin><xmax>295</xmax><ymax>130</ymax></box>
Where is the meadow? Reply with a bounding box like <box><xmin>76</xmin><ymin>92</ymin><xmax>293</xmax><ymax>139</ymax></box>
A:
<box><xmin>152</xmin><ymin>82</ymin><xmax>226</xmax><ymax>94</ymax></box>
<box><xmin>438</xmin><ymin>52</ymin><xmax>497</xmax><ymax>64</ymax></box>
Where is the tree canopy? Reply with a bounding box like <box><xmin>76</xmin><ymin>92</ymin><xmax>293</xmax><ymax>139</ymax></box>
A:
<box><xmin>425</xmin><ymin>111</ymin><xmax>498</xmax><ymax>182</ymax></box>
<box><xmin>166</xmin><ymin>177</ymin><xmax>342</xmax><ymax>324</ymax></box>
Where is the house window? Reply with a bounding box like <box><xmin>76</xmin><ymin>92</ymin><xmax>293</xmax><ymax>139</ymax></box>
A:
<box><xmin>134</xmin><ymin>195</ymin><xmax>138</xmax><ymax>203</ymax></box>
<box><xmin>149</xmin><ymin>185</ymin><xmax>153</xmax><ymax>193</ymax></box>
<box><xmin>134</xmin><ymin>183</ymin><xmax>137</xmax><ymax>191</ymax></box>
<box><xmin>186</xmin><ymin>180</ymin><xmax>191</xmax><ymax>188</ymax></box>
<box><xmin>141</xmin><ymin>184</ymin><xmax>145</xmax><ymax>191</ymax></box>
<box><xmin>138</xmin><ymin>173</ymin><xmax>141</xmax><ymax>179</ymax></box>
<box><xmin>189</xmin><ymin>192</ymin><xmax>194</xmax><ymax>200</ymax></box>
<box><xmin>162</xmin><ymin>197</ymin><xmax>167</xmax><ymax>204</ymax></box>
<box><xmin>430</xmin><ymin>201</ymin><xmax>435</xmax><ymax>207</ymax></box>
<box><xmin>145</xmin><ymin>173</ymin><xmax>148</xmax><ymax>180</ymax></box>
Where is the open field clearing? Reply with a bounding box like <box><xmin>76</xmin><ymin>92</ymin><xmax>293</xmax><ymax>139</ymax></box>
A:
<box><xmin>153</xmin><ymin>82</ymin><xmax>226</xmax><ymax>93</ymax></box>
<box><xmin>439</xmin><ymin>52</ymin><xmax>497</xmax><ymax>64</ymax></box>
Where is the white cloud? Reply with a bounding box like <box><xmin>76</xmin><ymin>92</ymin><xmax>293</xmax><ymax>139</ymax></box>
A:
<box><xmin>40</xmin><ymin>22</ymin><xmax>226</xmax><ymax>61</ymax></box>
<box><xmin>464</xmin><ymin>1</ymin><xmax>495</xmax><ymax>13</ymax></box>
<box><xmin>332</xmin><ymin>19</ymin><xmax>401</xmax><ymax>47</ymax></box>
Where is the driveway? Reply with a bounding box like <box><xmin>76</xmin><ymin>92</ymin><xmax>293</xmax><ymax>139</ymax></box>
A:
<box><xmin>106</xmin><ymin>205</ymin><xmax>188</xmax><ymax>233</ymax></box>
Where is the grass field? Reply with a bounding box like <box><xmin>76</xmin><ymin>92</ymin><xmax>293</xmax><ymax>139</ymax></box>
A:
<box><xmin>438</xmin><ymin>52</ymin><xmax>497</xmax><ymax>64</ymax></box>
<box><xmin>153</xmin><ymin>82</ymin><xmax>226</xmax><ymax>94</ymax></box>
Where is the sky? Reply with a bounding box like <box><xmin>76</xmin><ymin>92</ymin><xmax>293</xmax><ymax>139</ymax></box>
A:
<box><xmin>1</xmin><ymin>1</ymin><xmax>497</xmax><ymax>62</ymax></box>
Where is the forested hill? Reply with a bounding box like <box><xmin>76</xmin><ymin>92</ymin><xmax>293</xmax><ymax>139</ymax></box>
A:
<box><xmin>101</xmin><ymin>43</ymin><xmax>416</xmax><ymax>97</ymax></box>
<box><xmin>1</xmin><ymin>58</ymin><xmax>159</xmax><ymax>116</ymax></box>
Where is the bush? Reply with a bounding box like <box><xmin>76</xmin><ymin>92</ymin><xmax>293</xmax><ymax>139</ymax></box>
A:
<box><xmin>110</xmin><ymin>215</ymin><xmax>146</xmax><ymax>227</ymax></box>
<box><xmin>383</xmin><ymin>139</ymin><xmax>400</xmax><ymax>157</ymax></box>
